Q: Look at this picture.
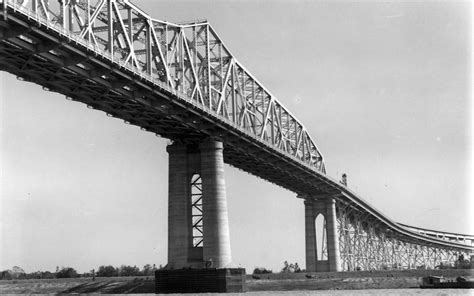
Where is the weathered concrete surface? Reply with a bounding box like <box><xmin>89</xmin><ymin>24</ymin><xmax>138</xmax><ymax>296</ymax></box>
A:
<box><xmin>167</xmin><ymin>143</ymin><xmax>190</xmax><ymax>269</ymax></box>
<box><xmin>167</xmin><ymin>139</ymin><xmax>231</xmax><ymax>269</ymax></box>
<box><xmin>304</xmin><ymin>199</ymin><xmax>317</xmax><ymax>272</ymax></box>
<box><xmin>304</xmin><ymin>197</ymin><xmax>341</xmax><ymax>272</ymax></box>
<box><xmin>200</xmin><ymin>140</ymin><xmax>232</xmax><ymax>268</ymax></box>
<box><xmin>326</xmin><ymin>198</ymin><xmax>341</xmax><ymax>271</ymax></box>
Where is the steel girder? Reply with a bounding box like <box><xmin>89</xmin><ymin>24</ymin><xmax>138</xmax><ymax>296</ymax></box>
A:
<box><xmin>0</xmin><ymin>0</ymin><xmax>325</xmax><ymax>173</ymax></box>
<box><xmin>336</xmin><ymin>200</ymin><xmax>465</xmax><ymax>271</ymax></box>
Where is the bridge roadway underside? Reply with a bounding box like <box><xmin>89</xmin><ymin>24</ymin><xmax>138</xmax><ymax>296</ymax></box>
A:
<box><xmin>0</xmin><ymin>14</ymin><xmax>339</xmax><ymax>197</ymax></box>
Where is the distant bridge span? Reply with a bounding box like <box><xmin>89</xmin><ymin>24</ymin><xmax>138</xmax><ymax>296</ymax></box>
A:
<box><xmin>1</xmin><ymin>0</ymin><xmax>472</xmax><ymax>272</ymax></box>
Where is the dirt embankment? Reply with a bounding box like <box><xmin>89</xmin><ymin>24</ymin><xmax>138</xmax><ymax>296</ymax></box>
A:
<box><xmin>0</xmin><ymin>276</ymin><xmax>155</xmax><ymax>294</ymax></box>
<box><xmin>0</xmin><ymin>269</ymin><xmax>472</xmax><ymax>294</ymax></box>
<box><xmin>247</xmin><ymin>269</ymin><xmax>474</xmax><ymax>291</ymax></box>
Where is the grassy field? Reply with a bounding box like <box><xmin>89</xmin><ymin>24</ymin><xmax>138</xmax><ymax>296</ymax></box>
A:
<box><xmin>0</xmin><ymin>269</ymin><xmax>472</xmax><ymax>294</ymax></box>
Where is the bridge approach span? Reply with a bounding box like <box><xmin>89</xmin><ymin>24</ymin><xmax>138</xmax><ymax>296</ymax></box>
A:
<box><xmin>1</xmin><ymin>0</ymin><xmax>472</xmax><ymax>272</ymax></box>
<box><xmin>398</xmin><ymin>223</ymin><xmax>474</xmax><ymax>247</ymax></box>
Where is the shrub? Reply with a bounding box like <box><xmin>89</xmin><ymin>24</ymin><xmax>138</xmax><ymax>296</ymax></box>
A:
<box><xmin>1</xmin><ymin>270</ymin><xmax>12</xmax><ymax>280</ymax></box>
<box><xmin>141</xmin><ymin>264</ymin><xmax>154</xmax><ymax>276</ymax></box>
<box><xmin>97</xmin><ymin>265</ymin><xmax>119</xmax><ymax>277</ymax></box>
<box><xmin>253</xmin><ymin>267</ymin><xmax>272</xmax><ymax>274</ymax></box>
<box><xmin>119</xmin><ymin>265</ymin><xmax>140</xmax><ymax>277</ymax></box>
<box><xmin>280</xmin><ymin>261</ymin><xmax>301</xmax><ymax>273</ymax></box>
<box><xmin>56</xmin><ymin>267</ymin><xmax>78</xmax><ymax>278</ymax></box>
<box><xmin>41</xmin><ymin>271</ymin><xmax>55</xmax><ymax>279</ymax></box>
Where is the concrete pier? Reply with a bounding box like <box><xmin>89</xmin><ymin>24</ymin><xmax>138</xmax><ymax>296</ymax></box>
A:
<box><xmin>200</xmin><ymin>140</ymin><xmax>232</xmax><ymax>268</ymax></box>
<box><xmin>304</xmin><ymin>199</ymin><xmax>317</xmax><ymax>272</ymax></box>
<box><xmin>166</xmin><ymin>139</ymin><xmax>231</xmax><ymax>269</ymax></box>
<box><xmin>304</xmin><ymin>196</ymin><xmax>341</xmax><ymax>272</ymax></box>
<box><xmin>326</xmin><ymin>198</ymin><xmax>341</xmax><ymax>271</ymax></box>
<box><xmin>167</xmin><ymin>143</ymin><xmax>190</xmax><ymax>269</ymax></box>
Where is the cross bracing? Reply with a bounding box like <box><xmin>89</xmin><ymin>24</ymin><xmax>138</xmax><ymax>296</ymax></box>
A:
<box><xmin>336</xmin><ymin>199</ymin><xmax>463</xmax><ymax>271</ymax></box>
<box><xmin>191</xmin><ymin>174</ymin><xmax>204</xmax><ymax>248</ymax></box>
<box><xmin>0</xmin><ymin>0</ymin><xmax>325</xmax><ymax>173</ymax></box>
<box><xmin>1</xmin><ymin>0</ymin><xmax>473</xmax><ymax>270</ymax></box>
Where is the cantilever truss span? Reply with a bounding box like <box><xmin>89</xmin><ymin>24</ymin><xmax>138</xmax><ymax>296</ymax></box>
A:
<box><xmin>0</xmin><ymin>0</ymin><xmax>325</xmax><ymax>172</ymax></box>
<box><xmin>1</xmin><ymin>0</ymin><xmax>472</xmax><ymax>271</ymax></box>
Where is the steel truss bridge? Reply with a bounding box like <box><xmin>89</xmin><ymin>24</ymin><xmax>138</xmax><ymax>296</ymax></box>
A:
<box><xmin>1</xmin><ymin>0</ymin><xmax>472</xmax><ymax>272</ymax></box>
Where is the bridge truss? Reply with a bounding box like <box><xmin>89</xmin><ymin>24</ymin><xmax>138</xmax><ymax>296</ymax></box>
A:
<box><xmin>0</xmin><ymin>0</ymin><xmax>325</xmax><ymax>173</ymax></box>
<box><xmin>336</xmin><ymin>199</ymin><xmax>462</xmax><ymax>271</ymax></box>
<box><xmin>1</xmin><ymin>0</ymin><xmax>472</xmax><ymax>271</ymax></box>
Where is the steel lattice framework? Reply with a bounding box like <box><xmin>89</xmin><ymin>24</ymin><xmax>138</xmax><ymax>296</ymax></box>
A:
<box><xmin>191</xmin><ymin>174</ymin><xmax>203</xmax><ymax>248</ymax></box>
<box><xmin>1</xmin><ymin>0</ymin><xmax>473</xmax><ymax>271</ymax></box>
<box><xmin>1</xmin><ymin>0</ymin><xmax>325</xmax><ymax>172</ymax></box>
<box><xmin>336</xmin><ymin>199</ymin><xmax>461</xmax><ymax>271</ymax></box>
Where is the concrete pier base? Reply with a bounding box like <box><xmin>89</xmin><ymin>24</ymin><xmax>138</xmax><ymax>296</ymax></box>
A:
<box><xmin>155</xmin><ymin>268</ymin><xmax>246</xmax><ymax>294</ymax></box>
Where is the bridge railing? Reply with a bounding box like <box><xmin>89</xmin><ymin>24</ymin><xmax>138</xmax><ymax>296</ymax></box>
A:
<box><xmin>2</xmin><ymin>0</ymin><xmax>326</xmax><ymax>173</ymax></box>
<box><xmin>397</xmin><ymin>223</ymin><xmax>474</xmax><ymax>247</ymax></box>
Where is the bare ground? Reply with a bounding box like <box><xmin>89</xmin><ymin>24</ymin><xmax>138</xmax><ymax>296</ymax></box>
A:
<box><xmin>248</xmin><ymin>269</ymin><xmax>474</xmax><ymax>291</ymax></box>
<box><xmin>0</xmin><ymin>269</ymin><xmax>472</xmax><ymax>294</ymax></box>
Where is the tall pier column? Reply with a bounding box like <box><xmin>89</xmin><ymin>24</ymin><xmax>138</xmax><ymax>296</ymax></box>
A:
<box><xmin>305</xmin><ymin>199</ymin><xmax>317</xmax><ymax>272</ymax></box>
<box><xmin>302</xmin><ymin>196</ymin><xmax>341</xmax><ymax>272</ymax></box>
<box><xmin>167</xmin><ymin>143</ymin><xmax>190</xmax><ymax>269</ymax></box>
<box><xmin>166</xmin><ymin>139</ymin><xmax>231</xmax><ymax>269</ymax></box>
<box><xmin>200</xmin><ymin>140</ymin><xmax>232</xmax><ymax>268</ymax></box>
<box><xmin>326</xmin><ymin>198</ymin><xmax>341</xmax><ymax>271</ymax></box>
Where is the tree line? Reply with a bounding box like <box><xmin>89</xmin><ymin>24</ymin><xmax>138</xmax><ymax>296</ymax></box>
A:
<box><xmin>1</xmin><ymin>264</ymin><xmax>162</xmax><ymax>280</ymax></box>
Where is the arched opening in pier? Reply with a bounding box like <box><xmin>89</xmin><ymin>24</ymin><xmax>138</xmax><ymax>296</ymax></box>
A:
<box><xmin>315</xmin><ymin>213</ymin><xmax>328</xmax><ymax>260</ymax></box>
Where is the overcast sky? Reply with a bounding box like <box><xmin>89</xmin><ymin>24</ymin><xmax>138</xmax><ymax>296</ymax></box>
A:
<box><xmin>1</xmin><ymin>1</ymin><xmax>472</xmax><ymax>273</ymax></box>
